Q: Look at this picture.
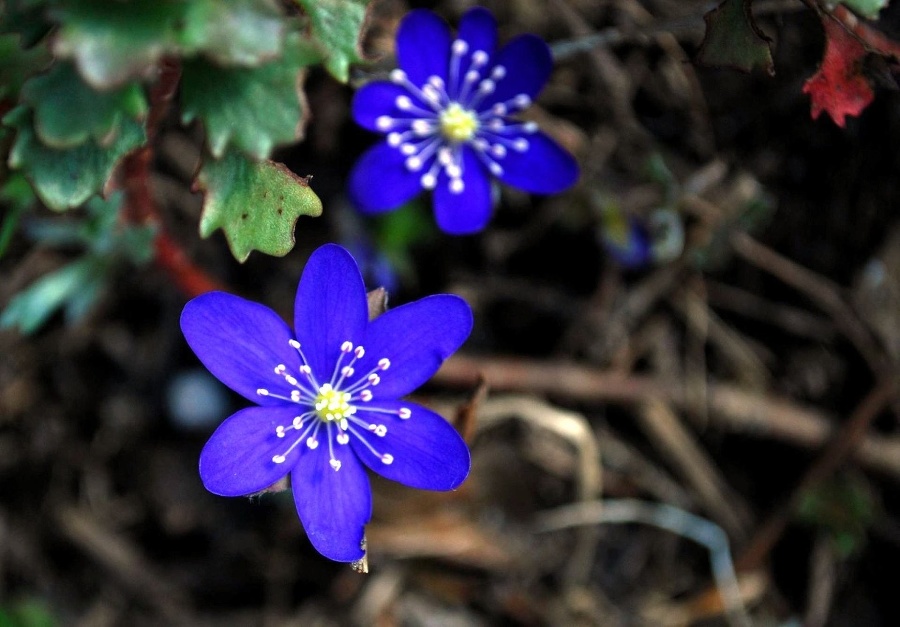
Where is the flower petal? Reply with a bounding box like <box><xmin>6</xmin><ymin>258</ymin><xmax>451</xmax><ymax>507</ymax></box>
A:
<box><xmin>433</xmin><ymin>146</ymin><xmax>494</xmax><ymax>234</ymax></box>
<box><xmin>352</xmin><ymin>81</ymin><xmax>418</xmax><ymax>132</ymax></box>
<box><xmin>200</xmin><ymin>405</ymin><xmax>303</xmax><ymax>496</ymax></box>
<box><xmin>350</xmin><ymin>400</ymin><xmax>470</xmax><ymax>491</ymax></box>
<box><xmin>482</xmin><ymin>34</ymin><xmax>553</xmax><ymax>109</ymax></box>
<box><xmin>496</xmin><ymin>130</ymin><xmax>579</xmax><ymax>194</ymax></box>
<box><xmin>396</xmin><ymin>9</ymin><xmax>451</xmax><ymax>87</ymax></box>
<box><xmin>356</xmin><ymin>294</ymin><xmax>472</xmax><ymax>399</ymax></box>
<box><xmin>181</xmin><ymin>292</ymin><xmax>298</xmax><ymax>405</ymax></box>
<box><xmin>348</xmin><ymin>141</ymin><xmax>425</xmax><ymax>214</ymax></box>
<box><xmin>458</xmin><ymin>7</ymin><xmax>497</xmax><ymax>56</ymax></box>
<box><xmin>292</xmin><ymin>431</ymin><xmax>371</xmax><ymax>562</ymax></box>
<box><xmin>293</xmin><ymin>244</ymin><xmax>368</xmax><ymax>381</ymax></box>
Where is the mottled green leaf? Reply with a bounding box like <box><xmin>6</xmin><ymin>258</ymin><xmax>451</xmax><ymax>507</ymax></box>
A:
<box><xmin>181</xmin><ymin>34</ymin><xmax>320</xmax><ymax>159</ymax></box>
<box><xmin>0</xmin><ymin>33</ymin><xmax>51</xmax><ymax>100</ymax></box>
<box><xmin>21</xmin><ymin>62</ymin><xmax>147</xmax><ymax>148</ymax></box>
<box><xmin>194</xmin><ymin>150</ymin><xmax>322</xmax><ymax>262</ymax></box>
<box><xmin>826</xmin><ymin>0</ymin><xmax>889</xmax><ymax>19</ymax></box>
<box><xmin>51</xmin><ymin>0</ymin><xmax>288</xmax><ymax>88</ymax></box>
<box><xmin>184</xmin><ymin>0</ymin><xmax>285</xmax><ymax>66</ymax></box>
<box><xmin>0</xmin><ymin>255</ymin><xmax>106</xmax><ymax>334</ymax></box>
<box><xmin>697</xmin><ymin>0</ymin><xmax>774</xmax><ymax>75</ymax></box>
<box><xmin>297</xmin><ymin>0</ymin><xmax>371</xmax><ymax>83</ymax></box>
<box><xmin>4</xmin><ymin>106</ymin><xmax>146</xmax><ymax>210</ymax></box>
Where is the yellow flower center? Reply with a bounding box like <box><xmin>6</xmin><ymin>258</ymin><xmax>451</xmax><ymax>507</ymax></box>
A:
<box><xmin>314</xmin><ymin>384</ymin><xmax>355</xmax><ymax>421</ymax></box>
<box><xmin>440</xmin><ymin>103</ymin><xmax>479</xmax><ymax>142</ymax></box>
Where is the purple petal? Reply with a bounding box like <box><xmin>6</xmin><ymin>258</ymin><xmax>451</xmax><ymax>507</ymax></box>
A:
<box><xmin>181</xmin><ymin>292</ymin><xmax>298</xmax><ymax>405</ymax></box>
<box><xmin>433</xmin><ymin>146</ymin><xmax>494</xmax><ymax>234</ymax></box>
<box><xmin>355</xmin><ymin>294</ymin><xmax>472</xmax><ymax>399</ymax></box>
<box><xmin>396</xmin><ymin>9</ymin><xmax>451</xmax><ymax>87</ymax></box>
<box><xmin>293</xmin><ymin>244</ymin><xmax>368</xmax><ymax>381</ymax></box>
<box><xmin>496</xmin><ymin>130</ymin><xmax>579</xmax><ymax>194</ymax></box>
<box><xmin>350</xmin><ymin>400</ymin><xmax>470</xmax><ymax>491</ymax></box>
<box><xmin>458</xmin><ymin>7</ymin><xmax>497</xmax><ymax>56</ymax></box>
<box><xmin>200</xmin><ymin>405</ymin><xmax>302</xmax><ymax>497</ymax></box>
<box><xmin>292</xmin><ymin>431</ymin><xmax>371</xmax><ymax>562</ymax></box>
<box><xmin>352</xmin><ymin>81</ymin><xmax>420</xmax><ymax>132</ymax></box>
<box><xmin>481</xmin><ymin>34</ymin><xmax>553</xmax><ymax>110</ymax></box>
<box><xmin>348</xmin><ymin>141</ymin><xmax>425</xmax><ymax>214</ymax></box>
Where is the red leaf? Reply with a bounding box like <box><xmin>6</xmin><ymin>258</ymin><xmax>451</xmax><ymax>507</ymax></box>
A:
<box><xmin>803</xmin><ymin>17</ymin><xmax>874</xmax><ymax>127</ymax></box>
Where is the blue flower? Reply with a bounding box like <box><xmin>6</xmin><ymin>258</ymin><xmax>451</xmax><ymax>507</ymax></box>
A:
<box><xmin>180</xmin><ymin>244</ymin><xmax>472</xmax><ymax>562</ymax></box>
<box><xmin>349</xmin><ymin>7</ymin><xmax>579</xmax><ymax>235</ymax></box>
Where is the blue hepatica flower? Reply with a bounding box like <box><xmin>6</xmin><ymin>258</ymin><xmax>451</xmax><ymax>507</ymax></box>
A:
<box><xmin>180</xmin><ymin>244</ymin><xmax>472</xmax><ymax>562</ymax></box>
<box><xmin>349</xmin><ymin>7</ymin><xmax>579</xmax><ymax>235</ymax></box>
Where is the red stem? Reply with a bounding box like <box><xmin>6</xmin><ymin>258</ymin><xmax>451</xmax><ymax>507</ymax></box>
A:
<box><xmin>120</xmin><ymin>58</ymin><xmax>225</xmax><ymax>298</ymax></box>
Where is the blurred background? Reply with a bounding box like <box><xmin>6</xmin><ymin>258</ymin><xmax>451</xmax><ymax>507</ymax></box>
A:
<box><xmin>3</xmin><ymin>0</ymin><xmax>900</xmax><ymax>625</ymax></box>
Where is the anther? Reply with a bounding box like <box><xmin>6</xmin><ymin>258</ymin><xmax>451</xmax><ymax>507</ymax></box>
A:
<box><xmin>354</xmin><ymin>346</ymin><xmax>366</xmax><ymax>359</ymax></box>
<box><xmin>400</xmin><ymin>143</ymin><xmax>417</xmax><ymax>156</ymax></box>
<box><xmin>341</xmin><ymin>341</ymin><xmax>353</xmax><ymax>353</ymax></box>
<box><xmin>472</xmin><ymin>50</ymin><xmax>489</xmax><ymax>66</ymax></box>
<box><xmin>492</xmin><ymin>103</ymin><xmax>507</xmax><ymax>115</ymax></box>
<box><xmin>478</xmin><ymin>79</ymin><xmax>495</xmax><ymax>94</ymax></box>
<box><xmin>307</xmin><ymin>437</ymin><xmax>319</xmax><ymax>449</ymax></box>
<box><xmin>289</xmin><ymin>339</ymin><xmax>301</xmax><ymax>349</ymax></box>
<box><xmin>390</xmin><ymin>69</ymin><xmax>406</xmax><ymax>83</ymax></box>
<box><xmin>491</xmin><ymin>65</ymin><xmax>506</xmax><ymax>80</ymax></box>
<box><xmin>273</xmin><ymin>455</ymin><xmax>286</xmax><ymax>464</ymax></box>
<box><xmin>492</xmin><ymin>144</ymin><xmax>507</xmax><ymax>158</ymax></box>
<box><xmin>465</xmin><ymin>70</ymin><xmax>479</xmax><ymax>83</ymax></box>
<box><xmin>524</xmin><ymin>121</ymin><xmax>538</xmax><ymax>133</ymax></box>
<box><xmin>513</xmin><ymin>138</ymin><xmax>529</xmax><ymax>152</ymax></box>
<box><xmin>337</xmin><ymin>433</ymin><xmax>350</xmax><ymax>444</ymax></box>
<box><xmin>375</xmin><ymin>116</ymin><xmax>393</xmax><ymax>130</ymax></box>
<box><xmin>399</xmin><ymin>407</ymin><xmax>412</xmax><ymax>419</ymax></box>
<box><xmin>396</xmin><ymin>95</ymin><xmax>413</xmax><ymax>110</ymax></box>
<box><xmin>360</xmin><ymin>390</ymin><xmax>373</xmax><ymax>402</ymax></box>
<box><xmin>299</xmin><ymin>365</ymin><xmax>311</xmax><ymax>375</ymax></box>
<box><xmin>513</xmin><ymin>94</ymin><xmax>531</xmax><ymax>108</ymax></box>
<box><xmin>387</xmin><ymin>133</ymin><xmax>403</xmax><ymax>147</ymax></box>
<box><xmin>257</xmin><ymin>388</ymin><xmax>269</xmax><ymax>396</ymax></box>
<box><xmin>329</xmin><ymin>459</ymin><xmax>342</xmax><ymax>471</ymax></box>
<box><xmin>405</xmin><ymin>156</ymin><xmax>423</xmax><ymax>171</ymax></box>
<box><xmin>341</xmin><ymin>366</ymin><xmax>355</xmax><ymax>377</ymax></box>
<box><xmin>378</xmin><ymin>358</ymin><xmax>391</xmax><ymax>370</ymax></box>
<box><xmin>428</xmin><ymin>75</ymin><xmax>444</xmax><ymax>88</ymax></box>
<box><xmin>421</xmin><ymin>173</ymin><xmax>437</xmax><ymax>189</ymax></box>
<box><xmin>292</xmin><ymin>416</ymin><xmax>304</xmax><ymax>428</ymax></box>
<box><xmin>368</xmin><ymin>374</ymin><xmax>381</xmax><ymax>385</ymax></box>
<box><xmin>489</xmin><ymin>163</ymin><xmax>504</xmax><ymax>176</ymax></box>
<box><xmin>290</xmin><ymin>390</ymin><xmax>301</xmax><ymax>402</ymax></box>
<box><xmin>381</xmin><ymin>454</ymin><xmax>394</xmax><ymax>465</ymax></box>
<box><xmin>276</xmin><ymin>426</ymin><xmax>286</xmax><ymax>437</ymax></box>
<box><xmin>275</xmin><ymin>364</ymin><xmax>286</xmax><ymax>374</ymax></box>
<box><xmin>449</xmin><ymin>179</ymin><xmax>465</xmax><ymax>194</ymax></box>
<box><xmin>452</xmin><ymin>39</ymin><xmax>468</xmax><ymax>55</ymax></box>
<box><xmin>375</xmin><ymin>425</ymin><xmax>387</xmax><ymax>437</ymax></box>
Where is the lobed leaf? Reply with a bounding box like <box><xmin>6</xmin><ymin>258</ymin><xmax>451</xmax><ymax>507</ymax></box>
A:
<box><xmin>802</xmin><ymin>17</ymin><xmax>874</xmax><ymax>127</ymax></box>
<box><xmin>4</xmin><ymin>106</ymin><xmax>146</xmax><ymax>210</ymax></box>
<box><xmin>21</xmin><ymin>62</ymin><xmax>147</xmax><ymax>148</ymax></box>
<box><xmin>825</xmin><ymin>0</ymin><xmax>889</xmax><ymax>19</ymax></box>
<box><xmin>184</xmin><ymin>0</ymin><xmax>286</xmax><ymax>67</ymax></box>
<box><xmin>181</xmin><ymin>34</ymin><xmax>321</xmax><ymax>159</ymax></box>
<box><xmin>296</xmin><ymin>0</ymin><xmax>372</xmax><ymax>83</ymax></box>
<box><xmin>194</xmin><ymin>150</ymin><xmax>323</xmax><ymax>262</ymax></box>
<box><xmin>0</xmin><ymin>33</ymin><xmax>51</xmax><ymax>100</ymax></box>
<box><xmin>697</xmin><ymin>0</ymin><xmax>774</xmax><ymax>75</ymax></box>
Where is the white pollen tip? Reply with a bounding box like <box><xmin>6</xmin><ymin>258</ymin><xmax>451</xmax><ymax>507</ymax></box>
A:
<box><xmin>421</xmin><ymin>173</ymin><xmax>437</xmax><ymax>189</ymax></box>
<box><xmin>465</xmin><ymin>70</ymin><xmax>479</xmax><ymax>83</ymax></box>
<box><xmin>340</xmin><ymin>418</ymin><xmax>349</xmax><ymax>430</ymax></box>
<box><xmin>375</xmin><ymin>115</ymin><xmax>393</xmax><ymax>131</ymax></box>
<box><xmin>446</xmin><ymin>164</ymin><xmax>461</xmax><ymax>178</ymax></box>
<box><xmin>299</xmin><ymin>365</ymin><xmax>311</xmax><ymax>374</ymax></box>
<box><xmin>330</xmin><ymin>459</ymin><xmax>342</xmax><ymax>471</ymax></box>
<box><xmin>256</xmin><ymin>388</ymin><xmax>269</xmax><ymax>396</ymax></box>
<box><xmin>360</xmin><ymin>390</ymin><xmax>373</xmax><ymax>401</ymax></box>
<box><xmin>276</xmin><ymin>426</ymin><xmax>286</xmax><ymax>437</ymax></box>
<box><xmin>405</xmin><ymin>156</ymin><xmax>422</xmax><ymax>171</ymax></box>
<box><xmin>452</xmin><ymin>39</ymin><xmax>468</xmax><ymax>55</ymax></box>
<box><xmin>395</xmin><ymin>95</ymin><xmax>412</xmax><ymax>110</ymax></box>
<box><xmin>337</xmin><ymin>433</ymin><xmax>350</xmax><ymax>444</ymax></box>
<box><xmin>524</xmin><ymin>121</ymin><xmax>539</xmax><ymax>133</ymax></box>
<box><xmin>307</xmin><ymin>437</ymin><xmax>319</xmax><ymax>450</ymax></box>
<box><xmin>514</xmin><ymin>94</ymin><xmax>531</xmax><ymax>108</ymax></box>
<box><xmin>428</xmin><ymin>75</ymin><xmax>444</xmax><ymax>88</ymax></box>
<box><xmin>275</xmin><ymin>364</ymin><xmax>286</xmax><ymax>374</ymax></box>
<box><xmin>449</xmin><ymin>179</ymin><xmax>465</xmax><ymax>194</ymax></box>
<box><xmin>491</xmin><ymin>65</ymin><xmax>506</xmax><ymax>80</ymax></box>
<box><xmin>293</xmin><ymin>416</ymin><xmax>304</xmax><ymax>428</ymax></box>
<box><xmin>289</xmin><ymin>339</ymin><xmax>301</xmax><ymax>348</ymax></box>
<box><xmin>492</xmin><ymin>103</ymin><xmax>507</xmax><ymax>116</ymax></box>
<box><xmin>479</xmin><ymin>79</ymin><xmax>495</xmax><ymax>94</ymax></box>
<box><xmin>490</xmin><ymin>163</ymin><xmax>504</xmax><ymax>176</ymax></box>
<box><xmin>368</xmin><ymin>374</ymin><xmax>381</xmax><ymax>385</ymax></box>
<box><xmin>472</xmin><ymin>50</ymin><xmax>489</xmax><ymax>66</ymax></box>
<box><xmin>341</xmin><ymin>341</ymin><xmax>353</xmax><ymax>353</ymax></box>
<box><xmin>399</xmin><ymin>407</ymin><xmax>412</xmax><ymax>419</ymax></box>
<box><xmin>381</xmin><ymin>454</ymin><xmax>394</xmax><ymax>465</ymax></box>
<box><xmin>272</xmin><ymin>455</ymin><xmax>286</xmax><ymax>464</ymax></box>
<box><xmin>387</xmin><ymin>132</ymin><xmax>402</xmax><ymax>147</ymax></box>
<box><xmin>514</xmin><ymin>138</ymin><xmax>530</xmax><ymax>152</ymax></box>
<box><xmin>375</xmin><ymin>425</ymin><xmax>387</xmax><ymax>437</ymax></box>
<box><xmin>354</xmin><ymin>346</ymin><xmax>366</xmax><ymax>358</ymax></box>
<box><xmin>290</xmin><ymin>391</ymin><xmax>301</xmax><ymax>401</ymax></box>
<box><xmin>390</xmin><ymin>69</ymin><xmax>406</xmax><ymax>83</ymax></box>
<box><xmin>492</xmin><ymin>144</ymin><xmax>507</xmax><ymax>158</ymax></box>
<box><xmin>378</xmin><ymin>358</ymin><xmax>391</xmax><ymax>370</ymax></box>
<box><xmin>400</xmin><ymin>143</ymin><xmax>417</xmax><ymax>156</ymax></box>
<box><xmin>341</xmin><ymin>366</ymin><xmax>354</xmax><ymax>377</ymax></box>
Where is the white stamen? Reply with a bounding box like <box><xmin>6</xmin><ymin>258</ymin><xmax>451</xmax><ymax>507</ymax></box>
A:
<box><xmin>428</xmin><ymin>75</ymin><xmax>444</xmax><ymax>89</ymax></box>
<box><xmin>341</xmin><ymin>366</ymin><xmax>355</xmax><ymax>377</ymax></box>
<box><xmin>376</xmin><ymin>116</ymin><xmax>393</xmax><ymax>131</ymax></box>
<box><xmin>513</xmin><ymin>94</ymin><xmax>531</xmax><ymax>108</ymax></box>
<box><xmin>421</xmin><ymin>173</ymin><xmax>437</xmax><ymax>189</ymax></box>
<box><xmin>412</xmin><ymin>119</ymin><xmax>432</xmax><ymax>135</ymax></box>
<box><xmin>290</xmin><ymin>390</ymin><xmax>301</xmax><ymax>402</ymax></box>
<box><xmin>524</xmin><ymin>121</ymin><xmax>538</xmax><ymax>133</ymax></box>
<box><xmin>273</xmin><ymin>454</ymin><xmax>286</xmax><ymax>464</ymax></box>
<box><xmin>390</xmin><ymin>69</ymin><xmax>406</xmax><ymax>83</ymax></box>
<box><xmin>446</xmin><ymin>163</ymin><xmax>462</xmax><ymax>178</ymax></box>
<box><xmin>478</xmin><ymin>79</ymin><xmax>495</xmax><ymax>94</ymax></box>
<box><xmin>452</xmin><ymin>39</ymin><xmax>468</xmax><ymax>55</ymax></box>
<box><xmin>513</xmin><ymin>138</ymin><xmax>529</xmax><ymax>152</ymax></box>
<box><xmin>360</xmin><ymin>390</ymin><xmax>373</xmax><ymax>402</ymax></box>
<box><xmin>378</xmin><ymin>358</ymin><xmax>391</xmax><ymax>370</ymax></box>
<box><xmin>276</xmin><ymin>426</ymin><xmax>286</xmax><ymax>437</ymax></box>
<box><xmin>341</xmin><ymin>341</ymin><xmax>353</xmax><ymax>353</ymax></box>
<box><xmin>289</xmin><ymin>339</ymin><xmax>301</xmax><ymax>349</ymax></box>
<box><xmin>489</xmin><ymin>163</ymin><xmax>504</xmax><ymax>176</ymax></box>
<box><xmin>449</xmin><ymin>178</ymin><xmax>465</xmax><ymax>194</ymax></box>
<box><xmin>492</xmin><ymin>144</ymin><xmax>507</xmax><ymax>158</ymax></box>
<box><xmin>374</xmin><ymin>425</ymin><xmax>387</xmax><ymax>437</ymax></box>
<box><xmin>368</xmin><ymin>374</ymin><xmax>381</xmax><ymax>385</ymax></box>
<box><xmin>405</xmin><ymin>156</ymin><xmax>423</xmax><ymax>171</ymax></box>
<box><xmin>381</xmin><ymin>454</ymin><xmax>394</xmax><ymax>465</ymax></box>
<box><xmin>491</xmin><ymin>65</ymin><xmax>506</xmax><ymax>80</ymax></box>
<box><xmin>257</xmin><ymin>388</ymin><xmax>269</xmax><ymax>396</ymax></box>
<box><xmin>330</xmin><ymin>459</ymin><xmax>342</xmax><ymax>471</ymax></box>
<box><xmin>396</xmin><ymin>95</ymin><xmax>413</xmax><ymax>110</ymax></box>
<box><xmin>492</xmin><ymin>103</ymin><xmax>507</xmax><ymax>115</ymax></box>
<box><xmin>465</xmin><ymin>70</ymin><xmax>479</xmax><ymax>83</ymax></box>
<box><xmin>337</xmin><ymin>433</ymin><xmax>350</xmax><ymax>444</ymax></box>
<box><xmin>472</xmin><ymin>50</ymin><xmax>489</xmax><ymax>66</ymax></box>
<box><xmin>354</xmin><ymin>346</ymin><xmax>365</xmax><ymax>358</ymax></box>
<box><xmin>399</xmin><ymin>407</ymin><xmax>412</xmax><ymax>419</ymax></box>
<box><xmin>400</xmin><ymin>143</ymin><xmax>417</xmax><ymax>156</ymax></box>
<box><xmin>387</xmin><ymin>132</ymin><xmax>403</xmax><ymax>147</ymax></box>
<box><xmin>307</xmin><ymin>437</ymin><xmax>319</xmax><ymax>449</ymax></box>
<box><xmin>292</xmin><ymin>416</ymin><xmax>304</xmax><ymax>429</ymax></box>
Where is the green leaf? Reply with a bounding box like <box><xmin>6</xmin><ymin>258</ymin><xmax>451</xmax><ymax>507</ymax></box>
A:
<box><xmin>183</xmin><ymin>0</ymin><xmax>286</xmax><ymax>66</ymax></box>
<box><xmin>21</xmin><ymin>62</ymin><xmax>147</xmax><ymax>148</ymax></box>
<box><xmin>296</xmin><ymin>0</ymin><xmax>371</xmax><ymax>83</ymax></box>
<box><xmin>51</xmin><ymin>0</ymin><xmax>289</xmax><ymax>88</ymax></box>
<box><xmin>51</xmin><ymin>0</ymin><xmax>191</xmax><ymax>88</ymax></box>
<box><xmin>697</xmin><ymin>0</ymin><xmax>774</xmax><ymax>75</ymax></box>
<box><xmin>5</xmin><ymin>106</ymin><xmax>146</xmax><ymax>210</ymax></box>
<box><xmin>0</xmin><ymin>255</ymin><xmax>106</xmax><ymax>334</ymax></box>
<box><xmin>0</xmin><ymin>33</ymin><xmax>51</xmax><ymax>100</ymax></box>
<box><xmin>181</xmin><ymin>34</ymin><xmax>321</xmax><ymax>159</ymax></box>
<box><xmin>0</xmin><ymin>0</ymin><xmax>55</xmax><ymax>47</ymax></box>
<box><xmin>826</xmin><ymin>0</ymin><xmax>889</xmax><ymax>19</ymax></box>
<box><xmin>194</xmin><ymin>150</ymin><xmax>323</xmax><ymax>262</ymax></box>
